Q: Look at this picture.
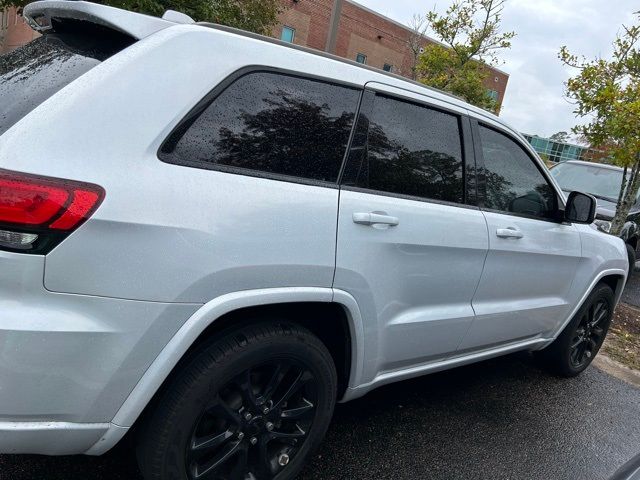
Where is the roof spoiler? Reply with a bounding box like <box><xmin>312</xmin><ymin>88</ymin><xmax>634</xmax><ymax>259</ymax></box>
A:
<box><xmin>23</xmin><ymin>1</ymin><xmax>193</xmax><ymax>39</ymax></box>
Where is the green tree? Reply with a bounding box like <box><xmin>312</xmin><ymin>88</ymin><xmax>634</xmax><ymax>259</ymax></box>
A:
<box><xmin>416</xmin><ymin>0</ymin><xmax>515</xmax><ymax>113</ymax></box>
<box><xmin>560</xmin><ymin>14</ymin><xmax>640</xmax><ymax>235</ymax></box>
<box><xmin>549</xmin><ymin>131</ymin><xmax>570</xmax><ymax>143</ymax></box>
<box><xmin>0</xmin><ymin>0</ymin><xmax>283</xmax><ymax>35</ymax></box>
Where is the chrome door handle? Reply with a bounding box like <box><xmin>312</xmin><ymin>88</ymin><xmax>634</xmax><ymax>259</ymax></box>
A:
<box><xmin>353</xmin><ymin>212</ymin><xmax>399</xmax><ymax>227</ymax></box>
<box><xmin>496</xmin><ymin>227</ymin><xmax>524</xmax><ymax>239</ymax></box>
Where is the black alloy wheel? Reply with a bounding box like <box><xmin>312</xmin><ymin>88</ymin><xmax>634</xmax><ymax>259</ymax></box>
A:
<box><xmin>186</xmin><ymin>361</ymin><xmax>318</xmax><ymax>480</ymax></box>
<box><xmin>536</xmin><ymin>283</ymin><xmax>614</xmax><ymax>377</ymax></box>
<box><xmin>568</xmin><ymin>298</ymin><xmax>610</xmax><ymax>369</ymax></box>
<box><xmin>136</xmin><ymin>321</ymin><xmax>337</xmax><ymax>480</ymax></box>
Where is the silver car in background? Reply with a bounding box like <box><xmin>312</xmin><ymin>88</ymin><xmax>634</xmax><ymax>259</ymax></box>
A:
<box><xmin>0</xmin><ymin>2</ymin><xmax>629</xmax><ymax>479</ymax></box>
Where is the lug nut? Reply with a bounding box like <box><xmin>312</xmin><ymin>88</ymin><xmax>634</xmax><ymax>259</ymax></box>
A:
<box><xmin>244</xmin><ymin>413</ymin><xmax>253</xmax><ymax>421</ymax></box>
<box><xmin>263</xmin><ymin>407</ymin><xmax>270</xmax><ymax>415</ymax></box>
<box><xmin>237</xmin><ymin>432</ymin><xmax>245</xmax><ymax>440</ymax></box>
<box><xmin>266</xmin><ymin>422</ymin><xmax>274</xmax><ymax>432</ymax></box>
<box><xmin>250</xmin><ymin>437</ymin><xmax>258</xmax><ymax>445</ymax></box>
<box><xmin>278</xmin><ymin>453</ymin><xmax>290</xmax><ymax>466</ymax></box>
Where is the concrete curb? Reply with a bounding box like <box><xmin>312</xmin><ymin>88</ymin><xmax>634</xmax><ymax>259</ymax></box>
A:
<box><xmin>594</xmin><ymin>354</ymin><xmax>640</xmax><ymax>389</ymax></box>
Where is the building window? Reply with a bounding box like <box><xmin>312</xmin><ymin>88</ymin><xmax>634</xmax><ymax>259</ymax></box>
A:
<box><xmin>383</xmin><ymin>63</ymin><xmax>393</xmax><ymax>72</ymax></box>
<box><xmin>355</xmin><ymin>53</ymin><xmax>367</xmax><ymax>64</ymax></box>
<box><xmin>487</xmin><ymin>89</ymin><xmax>499</xmax><ymax>102</ymax></box>
<box><xmin>280</xmin><ymin>26</ymin><xmax>295</xmax><ymax>43</ymax></box>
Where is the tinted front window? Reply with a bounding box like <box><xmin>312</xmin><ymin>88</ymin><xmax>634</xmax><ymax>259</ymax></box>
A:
<box><xmin>161</xmin><ymin>72</ymin><xmax>361</xmax><ymax>183</ymax></box>
<box><xmin>0</xmin><ymin>26</ymin><xmax>133</xmax><ymax>136</ymax></box>
<box><xmin>345</xmin><ymin>94</ymin><xmax>464</xmax><ymax>203</ymax></box>
<box><xmin>480</xmin><ymin>126</ymin><xmax>556</xmax><ymax>219</ymax></box>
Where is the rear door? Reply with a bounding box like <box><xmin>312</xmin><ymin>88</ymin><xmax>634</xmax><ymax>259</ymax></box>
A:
<box><xmin>334</xmin><ymin>86</ymin><xmax>489</xmax><ymax>377</ymax></box>
<box><xmin>460</xmin><ymin>120</ymin><xmax>582</xmax><ymax>351</ymax></box>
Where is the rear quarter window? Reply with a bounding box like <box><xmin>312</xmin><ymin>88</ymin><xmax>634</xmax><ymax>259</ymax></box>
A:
<box><xmin>0</xmin><ymin>23</ymin><xmax>133</xmax><ymax>136</ymax></box>
<box><xmin>160</xmin><ymin>71</ymin><xmax>362</xmax><ymax>183</ymax></box>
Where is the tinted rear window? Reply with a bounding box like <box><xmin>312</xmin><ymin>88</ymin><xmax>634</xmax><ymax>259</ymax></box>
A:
<box><xmin>160</xmin><ymin>71</ymin><xmax>361</xmax><ymax>183</ymax></box>
<box><xmin>0</xmin><ymin>23</ymin><xmax>133</xmax><ymax>136</ymax></box>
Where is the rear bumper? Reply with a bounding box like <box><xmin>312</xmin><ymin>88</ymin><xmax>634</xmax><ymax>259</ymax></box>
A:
<box><xmin>0</xmin><ymin>251</ymin><xmax>200</xmax><ymax>454</ymax></box>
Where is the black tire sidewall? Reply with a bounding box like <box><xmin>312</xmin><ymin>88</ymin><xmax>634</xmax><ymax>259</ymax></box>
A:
<box><xmin>138</xmin><ymin>323</ymin><xmax>337</xmax><ymax>480</ymax></box>
<box><xmin>627</xmin><ymin>244</ymin><xmax>637</xmax><ymax>279</ymax></box>
<box><xmin>554</xmin><ymin>284</ymin><xmax>614</xmax><ymax>376</ymax></box>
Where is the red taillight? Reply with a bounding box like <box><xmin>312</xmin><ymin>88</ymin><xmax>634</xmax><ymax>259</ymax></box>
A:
<box><xmin>0</xmin><ymin>169</ymin><xmax>105</xmax><ymax>253</ymax></box>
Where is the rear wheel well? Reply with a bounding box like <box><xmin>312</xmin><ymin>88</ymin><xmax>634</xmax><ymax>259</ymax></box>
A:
<box><xmin>132</xmin><ymin>302</ymin><xmax>352</xmax><ymax>433</ymax></box>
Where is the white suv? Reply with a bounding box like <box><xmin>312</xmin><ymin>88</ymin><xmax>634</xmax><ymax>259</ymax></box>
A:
<box><xmin>0</xmin><ymin>2</ymin><xmax>629</xmax><ymax>479</ymax></box>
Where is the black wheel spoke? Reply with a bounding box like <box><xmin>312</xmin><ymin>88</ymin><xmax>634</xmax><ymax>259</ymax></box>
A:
<box><xmin>272</xmin><ymin>424</ymin><xmax>307</xmax><ymax>441</ymax></box>
<box><xmin>234</xmin><ymin>369</ymin><xmax>259</xmax><ymax>409</ymax></box>
<box><xmin>256</xmin><ymin>437</ymin><xmax>274</xmax><ymax>479</ymax></box>
<box><xmin>207</xmin><ymin>396</ymin><xmax>241</xmax><ymax>424</ymax></box>
<box><xmin>273</xmin><ymin>370</ymin><xmax>312</xmax><ymax>409</ymax></box>
<box><xmin>591</xmin><ymin>303</ymin><xmax>608</xmax><ymax>328</ymax></box>
<box><xmin>191</xmin><ymin>430</ymin><xmax>235</xmax><ymax>455</ymax></box>
<box><xmin>257</xmin><ymin>363</ymin><xmax>290</xmax><ymax>406</ymax></box>
<box><xmin>229</xmin><ymin>445</ymin><xmax>249</xmax><ymax>480</ymax></box>
<box><xmin>281</xmin><ymin>398</ymin><xmax>314</xmax><ymax>420</ymax></box>
<box><xmin>578</xmin><ymin>342</ymin><xmax>588</xmax><ymax>363</ymax></box>
<box><xmin>193</xmin><ymin>441</ymin><xmax>241</xmax><ymax>479</ymax></box>
<box><xmin>569</xmin><ymin>337</ymin><xmax>583</xmax><ymax>350</ymax></box>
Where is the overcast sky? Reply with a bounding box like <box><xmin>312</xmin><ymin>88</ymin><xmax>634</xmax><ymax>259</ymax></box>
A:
<box><xmin>355</xmin><ymin>0</ymin><xmax>638</xmax><ymax>139</ymax></box>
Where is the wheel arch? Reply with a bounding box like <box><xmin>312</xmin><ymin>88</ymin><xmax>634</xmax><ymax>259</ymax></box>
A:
<box><xmin>85</xmin><ymin>287</ymin><xmax>365</xmax><ymax>455</ymax></box>
<box><xmin>543</xmin><ymin>268</ymin><xmax>626</xmax><ymax>348</ymax></box>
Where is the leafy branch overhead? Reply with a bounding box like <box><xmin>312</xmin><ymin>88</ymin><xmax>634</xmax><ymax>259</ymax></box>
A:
<box><xmin>416</xmin><ymin>0</ymin><xmax>515</xmax><ymax>114</ymax></box>
<box><xmin>0</xmin><ymin>0</ymin><xmax>283</xmax><ymax>35</ymax></box>
<box><xmin>560</xmin><ymin>14</ymin><xmax>640</xmax><ymax>235</ymax></box>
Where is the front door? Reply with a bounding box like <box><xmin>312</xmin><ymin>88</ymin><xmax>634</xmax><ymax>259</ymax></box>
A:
<box><xmin>460</xmin><ymin>122</ymin><xmax>582</xmax><ymax>351</ymax></box>
<box><xmin>334</xmin><ymin>88</ymin><xmax>489</xmax><ymax>378</ymax></box>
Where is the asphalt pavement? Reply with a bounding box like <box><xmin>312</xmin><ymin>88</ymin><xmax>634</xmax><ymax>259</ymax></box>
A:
<box><xmin>1</xmin><ymin>352</ymin><xmax>638</xmax><ymax>480</ymax></box>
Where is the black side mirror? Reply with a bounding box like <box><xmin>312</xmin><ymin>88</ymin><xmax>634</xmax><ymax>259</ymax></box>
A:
<box><xmin>565</xmin><ymin>191</ymin><xmax>597</xmax><ymax>224</ymax></box>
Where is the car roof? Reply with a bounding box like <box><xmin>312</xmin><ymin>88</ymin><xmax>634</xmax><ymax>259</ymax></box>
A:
<box><xmin>559</xmin><ymin>160</ymin><xmax>623</xmax><ymax>172</ymax></box>
<box><xmin>23</xmin><ymin>1</ymin><xmax>509</xmax><ymax>127</ymax></box>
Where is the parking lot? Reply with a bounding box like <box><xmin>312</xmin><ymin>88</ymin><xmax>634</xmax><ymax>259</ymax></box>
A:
<box><xmin>2</xmin><ymin>347</ymin><xmax>639</xmax><ymax>480</ymax></box>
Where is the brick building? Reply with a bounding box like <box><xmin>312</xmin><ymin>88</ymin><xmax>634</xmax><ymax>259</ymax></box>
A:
<box><xmin>1</xmin><ymin>0</ymin><xmax>509</xmax><ymax>104</ymax></box>
<box><xmin>276</xmin><ymin>0</ymin><xmax>509</xmax><ymax>106</ymax></box>
<box><xmin>0</xmin><ymin>7</ymin><xmax>39</xmax><ymax>54</ymax></box>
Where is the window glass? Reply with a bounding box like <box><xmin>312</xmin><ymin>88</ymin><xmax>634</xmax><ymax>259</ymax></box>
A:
<box><xmin>479</xmin><ymin>125</ymin><xmax>556</xmax><ymax>219</ymax></box>
<box><xmin>345</xmin><ymin>94</ymin><xmax>464</xmax><ymax>203</ymax></box>
<box><xmin>383</xmin><ymin>63</ymin><xmax>393</xmax><ymax>72</ymax></box>
<box><xmin>487</xmin><ymin>89</ymin><xmax>499</xmax><ymax>102</ymax></box>
<box><xmin>356</xmin><ymin>53</ymin><xmax>367</xmax><ymax>64</ymax></box>
<box><xmin>161</xmin><ymin>72</ymin><xmax>361</xmax><ymax>183</ymax></box>
<box><xmin>0</xmin><ymin>29</ymin><xmax>132</xmax><ymax>136</ymax></box>
<box><xmin>280</xmin><ymin>26</ymin><xmax>295</xmax><ymax>43</ymax></box>
<box><xmin>551</xmin><ymin>162</ymin><xmax>629</xmax><ymax>202</ymax></box>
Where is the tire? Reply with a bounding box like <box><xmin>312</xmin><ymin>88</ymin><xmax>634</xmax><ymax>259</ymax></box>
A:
<box><xmin>536</xmin><ymin>283</ymin><xmax>614</xmax><ymax>377</ymax></box>
<box><xmin>136</xmin><ymin>321</ymin><xmax>337</xmax><ymax>480</ymax></box>
<box><xmin>627</xmin><ymin>243</ymin><xmax>637</xmax><ymax>279</ymax></box>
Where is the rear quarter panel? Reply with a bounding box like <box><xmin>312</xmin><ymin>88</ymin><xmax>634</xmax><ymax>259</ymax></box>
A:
<box><xmin>0</xmin><ymin>26</ymin><xmax>371</xmax><ymax>302</ymax></box>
